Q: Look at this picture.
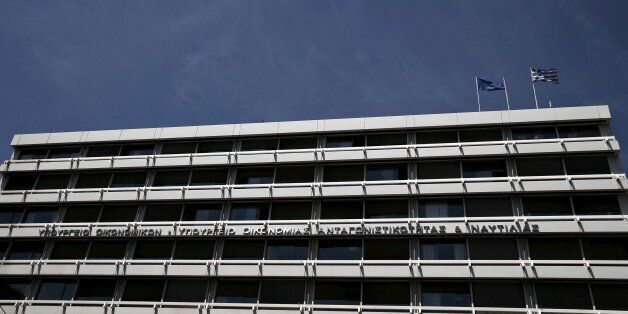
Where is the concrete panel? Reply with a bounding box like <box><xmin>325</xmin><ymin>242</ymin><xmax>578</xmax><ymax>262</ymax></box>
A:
<box><xmin>513</xmin><ymin>142</ymin><xmax>564</xmax><ymax>154</ymax></box>
<box><xmin>196</xmin><ymin>124</ymin><xmax>236</xmax><ymax>138</ymax></box>
<box><xmin>532</xmin><ymin>265</ymin><xmax>590</xmax><ymax>279</ymax></box>
<box><xmin>11</xmin><ymin>134</ymin><xmax>20</xmax><ymax>146</ymax></box>
<box><xmin>6</xmin><ymin>162</ymin><xmax>38</xmax><ymax>172</ymax></box>
<box><xmin>465</xmin><ymin>181</ymin><xmax>511</xmax><ymax>194</ymax></box>
<box><xmin>47</xmin><ymin>132</ymin><xmax>84</xmax><ymax>144</ymax></box>
<box><xmin>0</xmin><ymin>193</ymin><xmax>25</xmax><ymax>203</ymax></box>
<box><xmin>167</xmin><ymin>264</ymin><xmax>208</xmax><ymax>276</ymax></box>
<box><xmin>239</xmin><ymin>122</ymin><xmax>279</xmax><ymax>135</ymax></box>
<box><xmin>322</xmin><ymin>150</ymin><xmax>365</xmax><ymax>161</ymax></box>
<box><xmin>236</xmin><ymin>153</ymin><xmax>275</xmax><ymax>164</ymax></box>
<box><xmin>457</xmin><ymin>111</ymin><xmax>502</xmax><ymax>126</ymax></box>
<box><xmin>24</xmin><ymin>305</ymin><xmax>65</xmax><ymax>314</ymax></box>
<box><xmin>211</xmin><ymin>309</ymin><xmax>253</xmax><ymax>314</ymax></box>
<box><xmin>38</xmin><ymin>160</ymin><xmax>72</xmax><ymax>171</ymax></box>
<box><xmin>277</xmin><ymin>120</ymin><xmax>319</xmax><ymax>134</ymax></box>
<box><xmin>79</xmin><ymin>159</ymin><xmax>113</xmax><ymax>169</ymax></box>
<box><xmin>461</xmin><ymin>144</ymin><xmax>507</xmax><ymax>156</ymax></box>
<box><xmin>159</xmin><ymin>126</ymin><xmax>198</xmax><ymax>139</ymax></box>
<box><xmin>216</xmin><ymin>264</ymin><xmax>259</xmax><ymax>277</ymax></box>
<box><xmin>84</xmin><ymin>130</ymin><xmax>122</xmax><ymax>142</ymax></box>
<box><xmin>112</xmin><ymin>157</ymin><xmax>150</xmax><ymax>168</ymax></box>
<box><xmin>420</xmin><ymin>265</ymin><xmax>470</xmax><ymax>277</ymax></box>
<box><xmin>184</xmin><ymin>188</ymin><xmax>223</xmax><ymax>200</ymax></box>
<box><xmin>564</xmin><ymin>140</ymin><xmax>614</xmax><ymax>152</ymax></box>
<box><xmin>230</xmin><ymin>187</ymin><xmax>271</xmax><ymax>199</ymax></box>
<box><xmin>272</xmin><ymin>186</ymin><xmax>313</xmax><ymax>198</ymax></box>
<box><xmin>157</xmin><ymin>308</ymin><xmax>200</xmax><ymax>314</ymax></box>
<box><xmin>262</xmin><ymin>264</ymin><xmax>306</xmax><ymax>277</ymax></box>
<box><xmin>66</xmin><ymin>191</ymin><xmax>101</xmax><ymax>203</ymax></box>
<box><xmin>192</xmin><ymin>154</ymin><xmax>230</xmax><ymax>166</ymax></box>
<box><xmin>110</xmin><ymin>307</ymin><xmax>155</xmax><ymax>314</ymax></box>
<box><xmin>320</xmin><ymin>185</ymin><xmax>363</xmax><ymax>197</ymax></box>
<box><xmin>364</xmin><ymin>184</ymin><xmax>409</xmax><ymax>196</ymax></box>
<box><xmin>275</xmin><ymin>151</ymin><xmax>316</xmax><ymax>163</ymax></box>
<box><xmin>79</xmin><ymin>264</ymin><xmax>119</xmax><ymax>276</ymax></box>
<box><xmin>153</xmin><ymin>155</ymin><xmax>191</xmax><ymax>167</ymax></box>
<box><xmin>503</xmin><ymin>108</ymin><xmax>555</xmax><ymax>124</ymax></box>
<box><xmin>25</xmin><ymin>192</ymin><xmax>61</xmax><ymax>203</ymax></box>
<box><xmin>416</xmin><ymin>146</ymin><xmax>461</xmax><ymax>158</ymax></box>
<box><xmin>124</xmin><ymin>263</ymin><xmax>164</xmax><ymax>275</ymax></box>
<box><xmin>119</xmin><ymin>128</ymin><xmax>158</xmax><ymax>141</ymax></box>
<box><xmin>518</xmin><ymin>180</ymin><xmax>571</xmax><ymax>192</ymax></box>
<box><xmin>38</xmin><ymin>263</ymin><xmax>76</xmax><ymax>275</ymax></box>
<box><xmin>416</xmin><ymin>182</ymin><xmax>464</xmax><ymax>195</ymax></box>
<box><xmin>597</xmin><ymin>105</ymin><xmax>611</xmax><ymax>119</ymax></box>
<box><xmin>364</xmin><ymin>116</ymin><xmax>407</xmax><ymax>130</ymax></box>
<box><xmin>65</xmin><ymin>306</ymin><xmax>106</xmax><ymax>314</ymax></box>
<box><xmin>257</xmin><ymin>310</ymin><xmax>300</xmax><ymax>314</ymax></box>
<box><xmin>314</xmin><ymin>264</ymin><xmax>361</xmax><ymax>277</ymax></box>
<box><xmin>362</xmin><ymin>265</ymin><xmax>411</xmax><ymax>277</ymax></box>
<box><xmin>101</xmin><ymin>190</ymin><xmax>139</xmax><ymax>202</ymax></box>
<box><xmin>0</xmin><ymin>264</ymin><xmax>32</xmax><ymax>275</ymax></box>
<box><xmin>365</xmin><ymin>147</ymin><xmax>408</xmax><ymax>160</ymax></box>
<box><xmin>590</xmin><ymin>265</ymin><xmax>628</xmax><ymax>279</ymax></box>
<box><xmin>9</xmin><ymin>227</ymin><xmax>40</xmax><ymax>237</ymax></box>
<box><xmin>555</xmin><ymin>106</ymin><xmax>601</xmax><ymax>121</ymax></box>
<box><xmin>413</xmin><ymin>113</ymin><xmax>457</xmax><ymax>128</ymax></box>
<box><xmin>145</xmin><ymin>190</ymin><xmax>183</xmax><ymax>201</ymax></box>
<box><xmin>471</xmin><ymin>265</ymin><xmax>525</xmax><ymax>278</ymax></box>
<box><xmin>581</xmin><ymin>220</ymin><xmax>628</xmax><ymax>233</ymax></box>
<box><xmin>16</xmin><ymin>133</ymin><xmax>50</xmax><ymax>146</ymax></box>
<box><xmin>322</xmin><ymin>118</ymin><xmax>365</xmax><ymax>132</ymax></box>
<box><xmin>571</xmin><ymin>178</ymin><xmax>620</xmax><ymax>191</ymax></box>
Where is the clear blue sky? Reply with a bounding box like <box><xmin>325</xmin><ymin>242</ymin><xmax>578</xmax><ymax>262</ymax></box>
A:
<box><xmin>1</xmin><ymin>1</ymin><xmax>627</xmax><ymax>165</ymax></box>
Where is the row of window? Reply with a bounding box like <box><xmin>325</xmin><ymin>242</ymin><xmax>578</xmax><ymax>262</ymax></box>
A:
<box><xmin>2</xmin><ymin>236</ymin><xmax>627</xmax><ymax>261</ymax></box>
<box><xmin>1</xmin><ymin>278</ymin><xmax>626</xmax><ymax>309</ymax></box>
<box><xmin>14</xmin><ymin>124</ymin><xmax>603</xmax><ymax>161</ymax></box>
<box><xmin>1</xmin><ymin>155</ymin><xmax>613</xmax><ymax>191</ymax></box>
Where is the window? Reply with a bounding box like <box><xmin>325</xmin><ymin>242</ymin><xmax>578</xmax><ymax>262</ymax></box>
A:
<box><xmin>133</xmin><ymin>240</ymin><xmax>174</xmax><ymax>259</ymax></box>
<box><xmin>182</xmin><ymin>203</ymin><xmax>222</xmax><ymax>221</ymax></box>
<box><xmin>275</xmin><ymin>165</ymin><xmax>315</xmax><ymax>183</ymax></box>
<box><xmin>241</xmin><ymin>138</ymin><xmax>278</xmax><ymax>151</ymax></box>
<box><xmin>459</xmin><ymin>128</ymin><xmax>502</xmax><ymax>142</ymax></box>
<box><xmin>214</xmin><ymin>280</ymin><xmax>259</xmax><ymax>303</ymax></box>
<box><xmin>521</xmin><ymin>196</ymin><xmax>572</xmax><ymax>216</ymax></box>
<box><xmin>35</xmin><ymin>174</ymin><xmax>70</xmax><ymax>190</ymax></box>
<box><xmin>152</xmin><ymin>170</ymin><xmax>190</xmax><ymax>186</ymax></box>
<box><xmin>0</xmin><ymin>241</ymin><xmax>7</xmax><ymax>259</ymax></box>
<box><xmin>265</xmin><ymin>240</ymin><xmax>309</xmax><ymax>260</ymax></box>
<box><xmin>63</xmin><ymin>206</ymin><xmax>101</xmax><ymax>223</ymax></box>
<box><xmin>0</xmin><ymin>207</ymin><xmax>23</xmax><ymax>224</ymax></box>
<box><xmin>364</xmin><ymin>239</ymin><xmax>409</xmax><ymax>260</ymax></box>
<box><xmin>318</xmin><ymin>240</ymin><xmax>361</xmax><ymax>260</ymax></box>
<box><xmin>465</xmin><ymin>197</ymin><xmax>512</xmax><ymax>217</ymax></box>
<box><xmin>314</xmin><ymin>281</ymin><xmax>360</xmax><ymax>305</ymax></box>
<box><xmin>22</xmin><ymin>206</ymin><xmax>58</xmax><ymax>223</ymax></box>
<box><xmin>173</xmin><ymin>240</ymin><xmax>215</xmax><ymax>260</ymax></box>
<box><xmin>161</xmin><ymin>142</ymin><xmax>196</xmax><ymax>155</ymax></box>
<box><xmin>564</xmin><ymin>155</ymin><xmax>610</xmax><ymax>175</ymax></box>
<box><xmin>86</xmin><ymin>145</ymin><xmax>121</xmax><ymax>157</ymax></box>
<box><xmin>516</xmin><ymin>157</ymin><xmax>564</xmax><ymax>176</ymax></box>
<box><xmin>189</xmin><ymin>169</ymin><xmax>228</xmax><ymax>185</ymax></box>
<box><xmin>270</xmin><ymin>202</ymin><xmax>311</xmax><ymax>220</ymax></box>
<box><xmin>325</xmin><ymin>135</ymin><xmax>364</xmax><ymax>148</ymax></box>
<box><xmin>535</xmin><ymin>282</ymin><xmax>592</xmax><ymax>309</ymax></box>
<box><xmin>582</xmin><ymin>237</ymin><xmax>628</xmax><ymax>260</ymax></box>
<box><xmin>511</xmin><ymin>127</ymin><xmax>556</xmax><ymax>140</ymax></box>
<box><xmin>417</xmin><ymin>160</ymin><xmax>460</xmax><ymax>179</ymax></box>
<box><xmin>18</xmin><ymin>148</ymin><xmax>48</xmax><ymax>160</ymax></box>
<box><xmin>99</xmin><ymin>205</ymin><xmax>137</xmax><ymax>222</ymax></box>
<box><xmin>88</xmin><ymin>241</ymin><xmax>128</xmax><ymax>259</ymax></box>
<box><xmin>420</xmin><ymin>239</ymin><xmax>467</xmax><ymax>260</ymax></box>
<box><xmin>75</xmin><ymin>173</ymin><xmax>111</xmax><ymax>189</ymax></box>
<box><xmin>421</xmin><ymin>282</ymin><xmax>470</xmax><ymax>306</ymax></box>
<box><xmin>591</xmin><ymin>283</ymin><xmax>628</xmax><ymax>310</ymax></box>
<box><xmin>36</xmin><ymin>280</ymin><xmax>77</xmax><ymax>300</ymax></box>
<box><xmin>364</xmin><ymin>199</ymin><xmax>408</xmax><ymax>219</ymax></box>
<box><xmin>48</xmin><ymin>147</ymin><xmax>81</xmax><ymax>159</ymax></box>
<box><xmin>50</xmin><ymin>241</ymin><xmax>89</xmax><ymax>259</ymax></box>
<box><xmin>462</xmin><ymin>159</ymin><xmax>507</xmax><ymax>178</ymax></box>
<box><xmin>229</xmin><ymin>203</ymin><xmax>270</xmax><ymax>220</ymax></box>
<box><xmin>164</xmin><ymin>279</ymin><xmax>207</xmax><ymax>302</ymax></box>
<box><xmin>472</xmin><ymin>282</ymin><xmax>524</xmax><ymax>307</ymax></box>
<box><xmin>109</xmin><ymin>172</ymin><xmax>147</xmax><ymax>188</ymax></box>
<box><xmin>365</xmin><ymin>163</ymin><xmax>407</xmax><ymax>181</ymax></box>
<box><xmin>324</xmin><ymin>164</ymin><xmax>363</xmax><ymax>182</ymax></box>
<box><xmin>558</xmin><ymin>125</ymin><xmax>600</xmax><ymax>138</ymax></box>
<box><xmin>320</xmin><ymin>201</ymin><xmax>363</xmax><ymax>219</ymax></box>
<box><xmin>122</xmin><ymin>279</ymin><xmax>165</xmax><ymax>301</ymax></box>
<box><xmin>222</xmin><ymin>240</ymin><xmax>264</xmax><ymax>260</ymax></box>
<box><xmin>0</xmin><ymin>279</ymin><xmax>31</xmax><ymax>300</ymax></box>
<box><xmin>367</xmin><ymin>133</ymin><xmax>406</xmax><ymax>146</ymax></box>
<box><xmin>235</xmin><ymin>168</ymin><xmax>274</xmax><ymax>184</ymax></box>
<box><xmin>418</xmin><ymin>199</ymin><xmax>463</xmax><ymax>218</ymax></box>
<box><xmin>4</xmin><ymin>174</ymin><xmax>37</xmax><ymax>190</ymax></box>
<box><xmin>7</xmin><ymin>241</ymin><xmax>45</xmax><ymax>260</ymax></box>
<box><xmin>528</xmin><ymin>238</ymin><xmax>581</xmax><ymax>260</ymax></box>
<box><xmin>259</xmin><ymin>280</ymin><xmax>305</xmax><ymax>304</ymax></box>
<box><xmin>416</xmin><ymin>130</ymin><xmax>458</xmax><ymax>144</ymax></box>
<box><xmin>468</xmin><ymin>238</ymin><xmax>518</xmax><ymax>260</ymax></box>
<box><xmin>143</xmin><ymin>204</ymin><xmax>183</xmax><ymax>221</ymax></box>
<box><xmin>279</xmin><ymin>137</ymin><xmax>318</xmax><ymax>150</ymax></box>
<box><xmin>363</xmin><ymin>281</ymin><xmax>410</xmax><ymax>305</ymax></box>
<box><xmin>120</xmin><ymin>144</ymin><xmax>154</xmax><ymax>156</ymax></box>
<box><xmin>572</xmin><ymin>195</ymin><xmax>621</xmax><ymax>215</ymax></box>
<box><xmin>197</xmin><ymin>140</ymin><xmax>233</xmax><ymax>153</ymax></box>
<box><xmin>75</xmin><ymin>279</ymin><xmax>116</xmax><ymax>301</ymax></box>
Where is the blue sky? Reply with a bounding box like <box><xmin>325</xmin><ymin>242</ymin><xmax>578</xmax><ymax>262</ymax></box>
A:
<box><xmin>1</xmin><ymin>1</ymin><xmax>627</xmax><ymax>165</ymax></box>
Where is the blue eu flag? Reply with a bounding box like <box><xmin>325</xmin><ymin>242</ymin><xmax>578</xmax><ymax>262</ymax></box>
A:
<box><xmin>477</xmin><ymin>78</ymin><xmax>505</xmax><ymax>91</ymax></box>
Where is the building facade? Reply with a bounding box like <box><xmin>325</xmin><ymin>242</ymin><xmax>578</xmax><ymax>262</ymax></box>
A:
<box><xmin>0</xmin><ymin>105</ymin><xmax>626</xmax><ymax>314</ymax></box>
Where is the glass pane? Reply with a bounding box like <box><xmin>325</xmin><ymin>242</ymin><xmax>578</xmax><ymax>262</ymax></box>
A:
<box><xmin>320</xmin><ymin>201</ymin><xmax>362</xmax><ymax>219</ymax></box>
<box><xmin>86</xmin><ymin>145</ymin><xmax>121</xmax><ymax>157</ymax></box>
<box><xmin>259</xmin><ymin>280</ymin><xmax>305</xmax><ymax>304</ymax></box>
<box><xmin>516</xmin><ymin>157</ymin><xmax>564</xmax><ymax>176</ymax></box>
<box><xmin>462</xmin><ymin>159</ymin><xmax>507</xmax><ymax>178</ymax></box>
<box><xmin>469</xmin><ymin>238</ymin><xmax>518</xmax><ymax>260</ymax></box>
<box><xmin>143</xmin><ymin>204</ymin><xmax>183</xmax><ymax>221</ymax></box>
<box><xmin>75</xmin><ymin>279</ymin><xmax>116</xmax><ymax>301</ymax></box>
<box><xmin>418</xmin><ymin>160</ymin><xmax>460</xmax><ymax>179</ymax></box>
<box><xmin>34</xmin><ymin>174</ymin><xmax>70</xmax><ymax>190</ymax></box>
<box><xmin>465</xmin><ymin>197</ymin><xmax>512</xmax><ymax>217</ymax></box>
<box><xmin>473</xmin><ymin>282</ymin><xmax>525</xmax><ymax>307</ymax></box>
<box><xmin>36</xmin><ymin>280</ymin><xmax>77</xmax><ymax>300</ymax></box>
<box><xmin>0</xmin><ymin>279</ymin><xmax>31</xmax><ymax>300</ymax></box>
<box><xmin>275</xmin><ymin>165</ymin><xmax>315</xmax><ymax>183</ymax></box>
<box><xmin>324</xmin><ymin>164</ymin><xmax>363</xmax><ymax>182</ymax></box>
<box><xmin>420</xmin><ymin>240</ymin><xmax>467</xmax><ymax>260</ymax></box>
<box><xmin>18</xmin><ymin>148</ymin><xmax>48</xmax><ymax>160</ymax></box>
<box><xmin>123</xmin><ymin>279</ymin><xmax>165</xmax><ymax>301</ymax></box>
<box><xmin>50</xmin><ymin>241</ymin><xmax>89</xmax><ymax>259</ymax></box>
<box><xmin>22</xmin><ymin>207</ymin><xmax>58</xmax><ymax>223</ymax></box>
<box><xmin>241</xmin><ymin>138</ymin><xmax>279</xmax><ymax>151</ymax></box>
<box><xmin>418</xmin><ymin>199</ymin><xmax>463</xmax><ymax>218</ymax></box>
<box><xmin>99</xmin><ymin>205</ymin><xmax>137</xmax><ymax>222</ymax></box>
<box><xmin>235</xmin><ymin>168</ymin><xmax>274</xmax><ymax>184</ymax></box>
<box><xmin>421</xmin><ymin>282</ymin><xmax>470</xmax><ymax>306</ymax></box>
<box><xmin>4</xmin><ymin>174</ymin><xmax>37</xmax><ymax>190</ymax></box>
<box><xmin>133</xmin><ymin>240</ymin><xmax>174</xmax><ymax>259</ymax></box>
<box><xmin>367</xmin><ymin>133</ymin><xmax>406</xmax><ymax>146</ymax></box>
<box><xmin>0</xmin><ymin>241</ymin><xmax>7</xmax><ymax>258</ymax></box>
<box><xmin>325</xmin><ymin>135</ymin><xmax>364</xmax><ymax>148</ymax></box>
<box><xmin>528</xmin><ymin>237</ymin><xmax>581</xmax><ymax>259</ymax></box>
<box><xmin>564</xmin><ymin>156</ymin><xmax>610</xmax><ymax>175</ymax></box>
<box><xmin>535</xmin><ymin>282</ymin><xmax>592</xmax><ymax>309</ymax></box>
<box><xmin>591</xmin><ymin>283</ymin><xmax>628</xmax><ymax>310</ymax></box>
<box><xmin>318</xmin><ymin>240</ymin><xmax>362</xmax><ymax>260</ymax></box>
<box><xmin>161</xmin><ymin>142</ymin><xmax>197</xmax><ymax>155</ymax></box>
<box><xmin>416</xmin><ymin>130</ymin><xmax>458</xmax><ymax>144</ymax></box>
<box><xmin>459</xmin><ymin>128</ymin><xmax>502</xmax><ymax>142</ymax></box>
<box><xmin>270</xmin><ymin>202</ymin><xmax>311</xmax><ymax>220</ymax></box>
<box><xmin>364</xmin><ymin>239</ymin><xmax>409</xmax><ymax>260</ymax></box>
<box><xmin>152</xmin><ymin>171</ymin><xmax>190</xmax><ymax>186</ymax></box>
<box><xmin>88</xmin><ymin>241</ymin><xmax>128</xmax><ymax>259</ymax></box>
<box><xmin>229</xmin><ymin>203</ymin><xmax>270</xmax><ymax>220</ymax></box>
<box><xmin>365</xmin><ymin>163</ymin><xmax>407</xmax><ymax>181</ymax></box>
<box><xmin>164</xmin><ymin>279</ymin><xmax>207</xmax><ymax>302</ymax></box>
<box><xmin>7</xmin><ymin>241</ymin><xmax>45</xmax><ymax>260</ymax></box>
<box><xmin>173</xmin><ymin>240</ymin><xmax>215</xmax><ymax>260</ymax></box>
<box><xmin>265</xmin><ymin>240</ymin><xmax>309</xmax><ymax>260</ymax></box>
<box><xmin>109</xmin><ymin>172</ymin><xmax>147</xmax><ymax>188</ymax></box>
<box><xmin>558</xmin><ymin>125</ymin><xmax>600</xmax><ymax>138</ymax></box>
<box><xmin>48</xmin><ymin>147</ymin><xmax>81</xmax><ymax>159</ymax></box>
<box><xmin>364</xmin><ymin>199</ymin><xmax>408</xmax><ymax>219</ymax></box>
<box><xmin>197</xmin><ymin>140</ymin><xmax>233</xmax><ymax>153</ymax></box>
<box><xmin>75</xmin><ymin>173</ymin><xmax>111</xmax><ymax>189</ymax></box>
<box><xmin>222</xmin><ymin>240</ymin><xmax>265</xmax><ymax>260</ymax></box>
<box><xmin>582</xmin><ymin>237</ymin><xmax>628</xmax><ymax>260</ymax></box>
<box><xmin>189</xmin><ymin>169</ymin><xmax>228</xmax><ymax>185</ymax></box>
<box><xmin>522</xmin><ymin>196</ymin><xmax>572</xmax><ymax>216</ymax></box>
<box><xmin>511</xmin><ymin>127</ymin><xmax>556</xmax><ymax>140</ymax></box>
<box><xmin>182</xmin><ymin>203</ymin><xmax>222</xmax><ymax>221</ymax></box>
<box><xmin>363</xmin><ymin>281</ymin><xmax>410</xmax><ymax>305</ymax></box>
<box><xmin>572</xmin><ymin>195</ymin><xmax>621</xmax><ymax>215</ymax></box>
<box><xmin>314</xmin><ymin>281</ymin><xmax>360</xmax><ymax>305</ymax></box>
<box><xmin>0</xmin><ymin>207</ymin><xmax>23</xmax><ymax>224</ymax></box>
<box><xmin>63</xmin><ymin>206</ymin><xmax>101</xmax><ymax>223</ymax></box>
<box><xmin>279</xmin><ymin>137</ymin><xmax>318</xmax><ymax>150</ymax></box>
<box><xmin>120</xmin><ymin>144</ymin><xmax>154</xmax><ymax>156</ymax></box>
<box><xmin>214</xmin><ymin>280</ymin><xmax>258</xmax><ymax>303</ymax></box>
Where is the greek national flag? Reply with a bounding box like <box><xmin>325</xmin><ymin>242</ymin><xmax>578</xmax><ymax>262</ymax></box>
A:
<box><xmin>531</xmin><ymin>68</ymin><xmax>559</xmax><ymax>84</ymax></box>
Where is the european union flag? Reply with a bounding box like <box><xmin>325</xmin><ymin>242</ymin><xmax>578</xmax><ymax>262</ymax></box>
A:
<box><xmin>477</xmin><ymin>78</ymin><xmax>505</xmax><ymax>91</ymax></box>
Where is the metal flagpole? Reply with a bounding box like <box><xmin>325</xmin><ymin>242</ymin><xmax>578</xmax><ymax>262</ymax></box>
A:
<box><xmin>530</xmin><ymin>68</ymin><xmax>539</xmax><ymax>109</ymax></box>
<box><xmin>475</xmin><ymin>76</ymin><xmax>481</xmax><ymax>112</ymax></box>
<box><xmin>502</xmin><ymin>77</ymin><xmax>510</xmax><ymax>110</ymax></box>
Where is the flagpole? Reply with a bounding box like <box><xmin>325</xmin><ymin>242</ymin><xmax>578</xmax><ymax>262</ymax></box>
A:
<box><xmin>475</xmin><ymin>76</ymin><xmax>481</xmax><ymax>112</ymax></box>
<box><xmin>502</xmin><ymin>77</ymin><xmax>510</xmax><ymax>110</ymax></box>
<box><xmin>530</xmin><ymin>67</ymin><xmax>539</xmax><ymax>109</ymax></box>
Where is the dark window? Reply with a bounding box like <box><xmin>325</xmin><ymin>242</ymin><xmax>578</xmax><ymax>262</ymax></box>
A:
<box><xmin>462</xmin><ymin>159</ymin><xmax>507</xmax><ymax>178</ymax></box>
<box><xmin>0</xmin><ymin>279</ymin><xmax>31</xmax><ymax>300</ymax></box>
<box><xmin>582</xmin><ymin>237</ymin><xmax>628</xmax><ymax>260</ymax></box>
<box><xmin>472</xmin><ymin>282</ymin><xmax>525</xmax><ymax>307</ymax></box>
<box><xmin>109</xmin><ymin>172</ymin><xmax>147</xmax><ymax>188</ymax></box>
<box><xmin>75</xmin><ymin>173</ymin><xmax>111</xmax><ymax>189</ymax></box>
<box><xmin>189</xmin><ymin>169</ymin><xmax>228</xmax><ymax>185</ymax></box>
<box><xmin>230</xmin><ymin>203</ymin><xmax>270</xmax><ymax>220</ymax></box>
<box><xmin>278</xmin><ymin>137</ymin><xmax>318</xmax><ymax>150</ymax></box>
<box><xmin>75</xmin><ymin>279</ymin><xmax>116</xmax><ymax>301</ymax></box>
<box><xmin>120</xmin><ymin>144</ymin><xmax>154</xmax><ymax>156</ymax></box>
<box><xmin>22</xmin><ymin>206</ymin><xmax>58</xmax><ymax>223</ymax></box>
<box><xmin>363</xmin><ymin>281</ymin><xmax>410</xmax><ymax>305</ymax></box>
<box><xmin>48</xmin><ymin>147</ymin><xmax>81</xmax><ymax>159</ymax></box>
<box><xmin>573</xmin><ymin>195</ymin><xmax>621</xmax><ymax>215</ymax></box>
<box><xmin>366</xmin><ymin>163</ymin><xmax>407</xmax><ymax>181</ymax></box>
<box><xmin>222</xmin><ymin>240</ymin><xmax>264</xmax><ymax>260</ymax></box>
<box><xmin>50</xmin><ymin>241</ymin><xmax>89</xmax><ymax>259</ymax></box>
<box><xmin>7</xmin><ymin>241</ymin><xmax>45</xmax><ymax>259</ymax></box>
<box><xmin>161</xmin><ymin>142</ymin><xmax>196</xmax><ymax>155</ymax></box>
<box><xmin>558</xmin><ymin>125</ymin><xmax>600</xmax><ymax>138</ymax></box>
<box><xmin>320</xmin><ymin>201</ymin><xmax>362</xmax><ymax>219</ymax></box>
<box><xmin>235</xmin><ymin>168</ymin><xmax>274</xmax><ymax>184</ymax></box>
<box><xmin>528</xmin><ymin>238</ymin><xmax>581</xmax><ymax>260</ymax></box>
<box><xmin>535</xmin><ymin>282</ymin><xmax>592</xmax><ymax>309</ymax></box>
<box><xmin>521</xmin><ymin>196</ymin><xmax>572</xmax><ymax>216</ymax></box>
<box><xmin>459</xmin><ymin>128</ymin><xmax>502</xmax><ymax>142</ymax></box>
<box><xmin>275</xmin><ymin>165</ymin><xmax>315</xmax><ymax>183</ymax></box>
<box><xmin>364</xmin><ymin>239</ymin><xmax>409</xmax><ymax>260</ymax></box>
<box><xmin>241</xmin><ymin>138</ymin><xmax>278</xmax><ymax>151</ymax></box>
<box><xmin>99</xmin><ymin>205</ymin><xmax>137</xmax><ymax>222</ymax></box>
<box><xmin>164</xmin><ymin>279</ymin><xmax>207</xmax><ymax>302</ymax></box>
<box><xmin>214</xmin><ymin>280</ymin><xmax>259</xmax><ymax>303</ymax></box>
<box><xmin>511</xmin><ymin>127</ymin><xmax>556</xmax><ymax>140</ymax></box>
<box><xmin>416</xmin><ymin>130</ymin><xmax>458</xmax><ymax>144</ymax></box>
<box><xmin>364</xmin><ymin>199</ymin><xmax>408</xmax><ymax>219</ymax></box>
<box><xmin>122</xmin><ymin>279</ymin><xmax>165</xmax><ymax>301</ymax></box>
<box><xmin>35</xmin><ymin>174</ymin><xmax>70</xmax><ymax>190</ymax></box>
<box><xmin>314</xmin><ymin>281</ymin><xmax>360</xmax><ymax>305</ymax></box>
<box><xmin>18</xmin><ymin>148</ymin><xmax>48</xmax><ymax>160</ymax></box>
<box><xmin>324</xmin><ymin>164</ymin><xmax>363</xmax><ymax>182</ymax></box>
<box><xmin>417</xmin><ymin>160</ymin><xmax>460</xmax><ymax>179</ymax></box>
<box><xmin>265</xmin><ymin>240</ymin><xmax>309</xmax><ymax>260</ymax></box>
<box><xmin>418</xmin><ymin>199</ymin><xmax>463</xmax><ymax>218</ymax></box>
<box><xmin>133</xmin><ymin>240</ymin><xmax>174</xmax><ymax>259</ymax></box>
<box><xmin>173</xmin><ymin>240</ymin><xmax>215</xmax><ymax>260</ymax></box>
<box><xmin>152</xmin><ymin>171</ymin><xmax>190</xmax><ymax>186</ymax></box>
<box><xmin>318</xmin><ymin>240</ymin><xmax>362</xmax><ymax>260</ymax></box>
<box><xmin>63</xmin><ymin>206</ymin><xmax>101</xmax><ymax>223</ymax></box>
<box><xmin>420</xmin><ymin>239</ymin><xmax>467</xmax><ymax>260</ymax></box>
<box><xmin>0</xmin><ymin>207</ymin><xmax>23</xmax><ymax>224</ymax></box>
<box><xmin>421</xmin><ymin>282</ymin><xmax>471</xmax><ymax>306</ymax></box>
<box><xmin>182</xmin><ymin>203</ymin><xmax>222</xmax><ymax>221</ymax></box>
<box><xmin>4</xmin><ymin>174</ymin><xmax>37</xmax><ymax>190</ymax></box>
<box><xmin>469</xmin><ymin>238</ymin><xmax>518</xmax><ymax>260</ymax></box>
<box><xmin>143</xmin><ymin>204</ymin><xmax>183</xmax><ymax>221</ymax></box>
<box><xmin>516</xmin><ymin>157</ymin><xmax>564</xmax><ymax>176</ymax></box>
<box><xmin>270</xmin><ymin>202</ymin><xmax>311</xmax><ymax>220</ymax></box>
<box><xmin>36</xmin><ymin>280</ymin><xmax>77</xmax><ymax>300</ymax></box>
<box><xmin>325</xmin><ymin>135</ymin><xmax>365</xmax><ymax>148</ymax></box>
<box><xmin>197</xmin><ymin>140</ymin><xmax>233</xmax><ymax>153</ymax></box>
<box><xmin>260</xmin><ymin>280</ymin><xmax>305</xmax><ymax>304</ymax></box>
<box><xmin>591</xmin><ymin>283</ymin><xmax>628</xmax><ymax>310</ymax></box>
<box><xmin>86</xmin><ymin>145</ymin><xmax>121</xmax><ymax>157</ymax></box>
<box><xmin>465</xmin><ymin>197</ymin><xmax>512</xmax><ymax>217</ymax></box>
<box><xmin>88</xmin><ymin>241</ymin><xmax>128</xmax><ymax>259</ymax></box>
<box><xmin>367</xmin><ymin>133</ymin><xmax>407</xmax><ymax>146</ymax></box>
<box><xmin>564</xmin><ymin>156</ymin><xmax>610</xmax><ymax>175</ymax></box>
<box><xmin>0</xmin><ymin>241</ymin><xmax>7</xmax><ymax>259</ymax></box>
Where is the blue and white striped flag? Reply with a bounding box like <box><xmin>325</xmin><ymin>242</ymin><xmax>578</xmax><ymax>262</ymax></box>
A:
<box><xmin>531</xmin><ymin>68</ymin><xmax>559</xmax><ymax>84</ymax></box>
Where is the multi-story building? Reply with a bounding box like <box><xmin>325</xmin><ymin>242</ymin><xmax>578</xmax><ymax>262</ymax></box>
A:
<box><xmin>0</xmin><ymin>105</ymin><xmax>626</xmax><ymax>314</ymax></box>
